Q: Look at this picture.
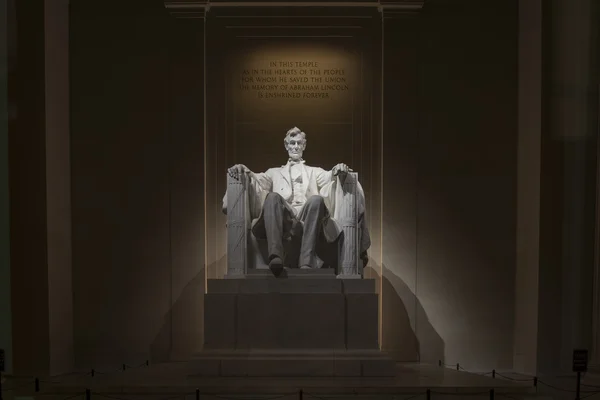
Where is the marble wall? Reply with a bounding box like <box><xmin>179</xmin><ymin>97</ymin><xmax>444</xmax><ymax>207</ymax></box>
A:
<box><xmin>380</xmin><ymin>1</ymin><xmax>518</xmax><ymax>369</ymax></box>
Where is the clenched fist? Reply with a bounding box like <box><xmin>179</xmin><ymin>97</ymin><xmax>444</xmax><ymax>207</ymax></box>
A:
<box><xmin>332</xmin><ymin>163</ymin><xmax>352</xmax><ymax>176</ymax></box>
<box><xmin>228</xmin><ymin>164</ymin><xmax>250</xmax><ymax>180</ymax></box>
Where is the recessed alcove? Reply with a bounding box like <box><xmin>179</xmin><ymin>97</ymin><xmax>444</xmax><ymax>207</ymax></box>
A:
<box><xmin>203</xmin><ymin>6</ymin><xmax>384</xmax><ymax>286</ymax></box>
<box><xmin>197</xmin><ymin>6</ymin><xmax>386</xmax><ymax>367</ymax></box>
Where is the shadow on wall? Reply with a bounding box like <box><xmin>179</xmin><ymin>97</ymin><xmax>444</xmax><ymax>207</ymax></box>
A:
<box><xmin>366</xmin><ymin>264</ymin><xmax>444</xmax><ymax>364</ymax></box>
<box><xmin>150</xmin><ymin>266</ymin><xmax>206</xmax><ymax>363</ymax></box>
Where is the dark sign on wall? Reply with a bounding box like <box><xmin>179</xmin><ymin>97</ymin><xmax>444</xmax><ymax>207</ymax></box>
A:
<box><xmin>573</xmin><ymin>349</ymin><xmax>588</xmax><ymax>372</ymax></box>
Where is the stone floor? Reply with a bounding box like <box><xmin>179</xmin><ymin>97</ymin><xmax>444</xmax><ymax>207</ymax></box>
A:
<box><xmin>0</xmin><ymin>363</ymin><xmax>546</xmax><ymax>400</ymax></box>
<box><xmin>489</xmin><ymin>371</ymin><xmax>600</xmax><ymax>400</ymax></box>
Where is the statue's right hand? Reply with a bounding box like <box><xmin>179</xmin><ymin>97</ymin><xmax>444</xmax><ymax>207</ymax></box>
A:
<box><xmin>228</xmin><ymin>164</ymin><xmax>250</xmax><ymax>180</ymax></box>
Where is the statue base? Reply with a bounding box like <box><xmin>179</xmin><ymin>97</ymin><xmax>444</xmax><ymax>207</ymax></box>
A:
<box><xmin>187</xmin><ymin>349</ymin><xmax>395</xmax><ymax>377</ymax></box>
<box><xmin>202</xmin><ymin>275</ymin><xmax>392</xmax><ymax>377</ymax></box>
<box><xmin>225</xmin><ymin>267</ymin><xmax>362</xmax><ymax>280</ymax></box>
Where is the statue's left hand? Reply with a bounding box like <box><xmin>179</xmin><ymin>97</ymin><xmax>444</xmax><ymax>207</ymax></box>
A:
<box><xmin>332</xmin><ymin>163</ymin><xmax>352</xmax><ymax>176</ymax></box>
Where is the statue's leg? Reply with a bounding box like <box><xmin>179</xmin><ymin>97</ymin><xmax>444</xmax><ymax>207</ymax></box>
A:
<box><xmin>262</xmin><ymin>192</ymin><xmax>293</xmax><ymax>267</ymax></box>
<box><xmin>298</xmin><ymin>195</ymin><xmax>328</xmax><ymax>268</ymax></box>
<box><xmin>285</xmin><ymin>224</ymin><xmax>303</xmax><ymax>269</ymax></box>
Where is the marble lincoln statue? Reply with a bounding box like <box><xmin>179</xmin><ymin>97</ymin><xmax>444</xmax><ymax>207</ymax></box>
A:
<box><xmin>222</xmin><ymin>127</ymin><xmax>370</xmax><ymax>277</ymax></box>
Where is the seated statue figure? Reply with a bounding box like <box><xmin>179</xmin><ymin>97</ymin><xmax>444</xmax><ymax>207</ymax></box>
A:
<box><xmin>222</xmin><ymin>127</ymin><xmax>370</xmax><ymax>277</ymax></box>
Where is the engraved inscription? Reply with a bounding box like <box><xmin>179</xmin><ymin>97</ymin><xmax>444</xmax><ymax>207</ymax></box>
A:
<box><xmin>239</xmin><ymin>60</ymin><xmax>350</xmax><ymax>100</ymax></box>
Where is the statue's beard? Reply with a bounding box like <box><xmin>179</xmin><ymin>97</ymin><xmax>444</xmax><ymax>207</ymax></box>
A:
<box><xmin>288</xmin><ymin>150</ymin><xmax>303</xmax><ymax>160</ymax></box>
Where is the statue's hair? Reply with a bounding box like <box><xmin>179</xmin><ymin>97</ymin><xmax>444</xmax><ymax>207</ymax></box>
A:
<box><xmin>284</xmin><ymin>127</ymin><xmax>306</xmax><ymax>145</ymax></box>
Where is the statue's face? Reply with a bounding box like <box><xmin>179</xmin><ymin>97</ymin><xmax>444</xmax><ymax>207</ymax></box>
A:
<box><xmin>285</xmin><ymin>136</ymin><xmax>306</xmax><ymax>161</ymax></box>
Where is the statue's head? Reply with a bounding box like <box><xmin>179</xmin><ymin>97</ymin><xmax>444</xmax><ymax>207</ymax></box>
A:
<box><xmin>284</xmin><ymin>127</ymin><xmax>307</xmax><ymax>161</ymax></box>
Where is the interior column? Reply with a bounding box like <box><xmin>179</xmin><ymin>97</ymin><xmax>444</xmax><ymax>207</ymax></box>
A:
<box><xmin>45</xmin><ymin>0</ymin><xmax>73</xmax><ymax>375</ymax></box>
<box><xmin>513</xmin><ymin>0</ymin><xmax>542</xmax><ymax>376</ymax></box>
<box><xmin>536</xmin><ymin>0</ymin><xmax>599</xmax><ymax>374</ymax></box>
<box><xmin>9</xmin><ymin>0</ymin><xmax>73</xmax><ymax>376</ymax></box>
<box><xmin>0</xmin><ymin>0</ymin><xmax>16</xmax><ymax>376</ymax></box>
<box><xmin>379</xmin><ymin>0</ymin><xmax>423</xmax><ymax>361</ymax></box>
<box><xmin>164</xmin><ymin>0</ymin><xmax>207</xmax><ymax>359</ymax></box>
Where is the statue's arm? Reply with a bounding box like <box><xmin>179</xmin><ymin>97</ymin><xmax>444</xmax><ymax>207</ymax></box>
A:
<box><xmin>249</xmin><ymin>171</ymin><xmax>273</xmax><ymax>192</ymax></box>
<box><xmin>315</xmin><ymin>167</ymin><xmax>335</xmax><ymax>211</ymax></box>
<box><xmin>316</xmin><ymin>163</ymin><xmax>354</xmax><ymax>192</ymax></box>
<box><xmin>316</xmin><ymin>167</ymin><xmax>334</xmax><ymax>188</ymax></box>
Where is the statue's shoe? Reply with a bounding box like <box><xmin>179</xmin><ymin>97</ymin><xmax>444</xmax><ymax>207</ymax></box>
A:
<box><xmin>269</xmin><ymin>257</ymin><xmax>284</xmax><ymax>277</ymax></box>
<box><xmin>300</xmin><ymin>265</ymin><xmax>312</xmax><ymax>269</ymax></box>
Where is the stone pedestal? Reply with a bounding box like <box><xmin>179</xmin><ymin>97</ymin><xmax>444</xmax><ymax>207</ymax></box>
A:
<box><xmin>199</xmin><ymin>276</ymin><xmax>394</xmax><ymax>377</ymax></box>
<box><xmin>188</xmin><ymin>349</ymin><xmax>395</xmax><ymax>378</ymax></box>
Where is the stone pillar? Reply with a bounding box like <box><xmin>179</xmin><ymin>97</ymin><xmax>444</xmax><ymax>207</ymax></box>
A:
<box><xmin>543</xmin><ymin>0</ymin><xmax>598</xmax><ymax>374</ymax></box>
<box><xmin>515</xmin><ymin>0</ymin><xmax>599</xmax><ymax>376</ymax></box>
<box><xmin>513</xmin><ymin>0</ymin><xmax>542</xmax><ymax>376</ymax></box>
<box><xmin>0</xmin><ymin>0</ymin><xmax>16</xmax><ymax>375</ymax></box>
<box><xmin>379</xmin><ymin>0</ymin><xmax>422</xmax><ymax>359</ymax></box>
<box><xmin>9</xmin><ymin>0</ymin><xmax>73</xmax><ymax>376</ymax></box>
<box><xmin>164</xmin><ymin>0</ymin><xmax>207</xmax><ymax>358</ymax></box>
<box><xmin>10</xmin><ymin>0</ymin><xmax>50</xmax><ymax>376</ymax></box>
<box><xmin>587</xmin><ymin>1</ymin><xmax>600</xmax><ymax>371</ymax></box>
<box><xmin>44</xmin><ymin>0</ymin><xmax>73</xmax><ymax>375</ymax></box>
<box><xmin>520</xmin><ymin>0</ymin><xmax>599</xmax><ymax>375</ymax></box>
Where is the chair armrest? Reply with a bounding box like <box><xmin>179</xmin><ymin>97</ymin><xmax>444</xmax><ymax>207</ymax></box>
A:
<box><xmin>336</xmin><ymin>172</ymin><xmax>360</xmax><ymax>278</ymax></box>
<box><xmin>226</xmin><ymin>173</ymin><xmax>251</xmax><ymax>277</ymax></box>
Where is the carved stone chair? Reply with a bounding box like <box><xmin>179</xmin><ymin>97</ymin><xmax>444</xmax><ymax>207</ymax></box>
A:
<box><xmin>225</xmin><ymin>172</ymin><xmax>363</xmax><ymax>279</ymax></box>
